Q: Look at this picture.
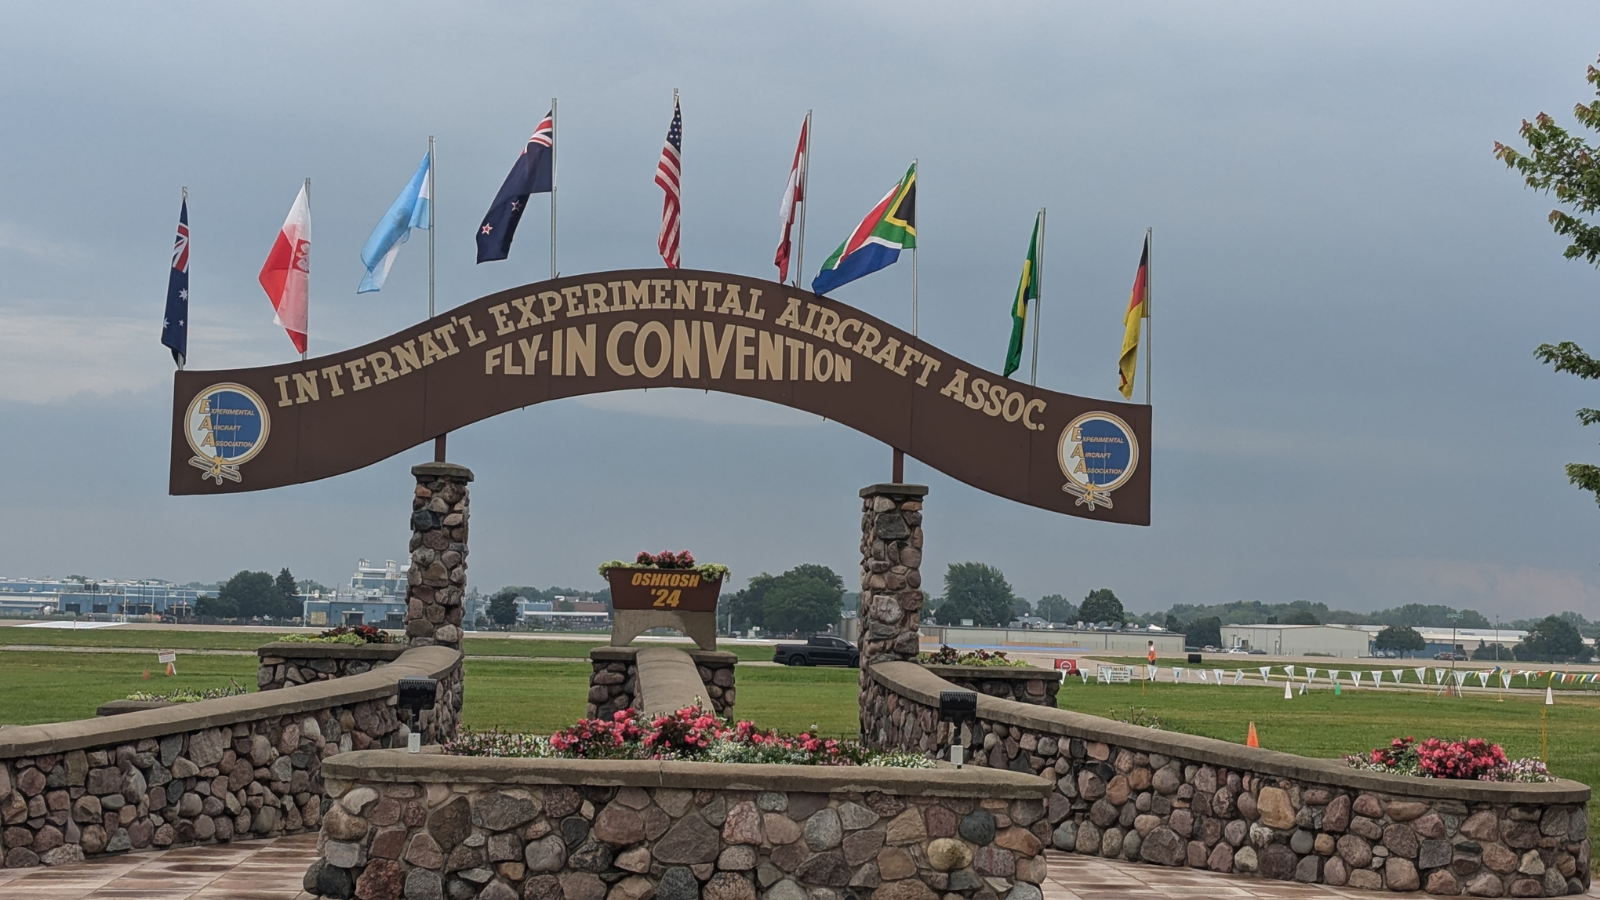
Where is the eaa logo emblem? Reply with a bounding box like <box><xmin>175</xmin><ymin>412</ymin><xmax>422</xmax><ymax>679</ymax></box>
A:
<box><xmin>1058</xmin><ymin>412</ymin><xmax>1138</xmax><ymax>511</ymax></box>
<box><xmin>185</xmin><ymin>383</ymin><xmax>271</xmax><ymax>485</ymax></box>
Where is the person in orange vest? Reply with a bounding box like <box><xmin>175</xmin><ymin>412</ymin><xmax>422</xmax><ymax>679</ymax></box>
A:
<box><xmin>1147</xmin><ymin>640</ymin><xmax>1158</xmax><ymax>666</ymax></box>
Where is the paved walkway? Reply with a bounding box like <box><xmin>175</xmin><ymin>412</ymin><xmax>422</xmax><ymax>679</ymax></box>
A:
<box><xmin>0</xmin><ymin>838</ymin><xmax>1595</xmax><ymax>900</ymax></box>
<box><xmin>0</xmin><ymin>833</ymin><xmax>315</xmax><ymax>899</ymax></box>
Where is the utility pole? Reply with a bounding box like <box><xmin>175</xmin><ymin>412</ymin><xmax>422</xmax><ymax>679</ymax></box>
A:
<box><xmin>1448</xmin><ymin>611</ymin><xmax>1463</xmax><ymax>693</ymax></box>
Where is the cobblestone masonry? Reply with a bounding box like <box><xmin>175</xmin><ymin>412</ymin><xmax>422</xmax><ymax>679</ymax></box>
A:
<box><xmin>858</xmin><ymin>484</ymin><xmax>927</xmax><ymax>744</ymax></box>
<box><xmin>861</xmin><ymin>661</ymin><xmax>1591</xmax><ymax>897</ymax></box>
<box><xmin>0</xmin><ymin>646</ymin><xmax>460</xmax><ymax>869</ymax></box>
<box><xmin>407</xmin><ymin>463</ymin><xmax>473</xmax><ymax>653</ymax></box>
<box><xmin>304</xmin><ymin>753</ymin><xmax>1051</xmax><ymax>900</ymax></box>
<box><xmin>258</xmin><ymin>644</ymin><xmax>407</xmax><ymax>691</ymax></box>
<box><xmin>923</xmin><ymin>667</ymin><xmax>1060</xmax><ymax>709</ymax></box>
<box><xmin>588</xmin><ymin>648</ymin><xmax>738</xmax><ymax>720</ymax></box>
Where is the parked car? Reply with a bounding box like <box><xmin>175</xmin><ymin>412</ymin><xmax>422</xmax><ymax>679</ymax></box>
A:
<box><xmin>772</xmin><ymin>635</ymin><xmax>860</xmax><ymax>667</ymax></box>
<box><xmin>1433</xmin><ymin>651</ymin><xmax>1462</xmax><ymax>661</ymax></box>
<box><xmin>1248</xmin><ymin>649</ymin><xmax>1267</xmax><ymax>655</ymax></box>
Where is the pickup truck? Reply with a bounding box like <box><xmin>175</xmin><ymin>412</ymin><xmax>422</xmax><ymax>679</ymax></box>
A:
<box><xmin>771</xmin><ymin>635</ymin><xmax>860</xmax><ymax>667</ymax></box>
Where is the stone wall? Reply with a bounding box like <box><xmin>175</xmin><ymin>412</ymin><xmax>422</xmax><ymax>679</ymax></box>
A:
<box><xmin>588</xmin><ymin>648</ymin><xmax>738</xmax><ymax>720</ymax></box>
<box><xmin>0</xmin><ymin>645</ymin><xmax>461</xmax><ymax>869</ymax></box>
<box><xmin>862</xmin><ymin>661</ymin><xmax>1592</xmax><ymax>897</ymax></box>
<box><xmin>257</xmin><ymin>643</ymin><xmax>408</xmax><ymax>691</ymax></box>
<box><xmin>857</xmin><ymin>484</ymin><xmax>927</xmax><ymax>748</ymax></box>
<box><xmin>922</xmin><ymin>667</ymin><xmax>1059</xmax><ymax>709</ymax></box>
<box><xmin>407</xmin><ymin>463</ymin><xmax>473</xmax><ymax>652</ymax></box>
<box><xmin>303</xmin><ymin>750</ymin><xmax>1051</xmax><ymax>900</ymax></box>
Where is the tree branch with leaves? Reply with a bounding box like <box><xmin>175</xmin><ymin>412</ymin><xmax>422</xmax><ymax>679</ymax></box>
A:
<box><xmin>1495</xmin><ymin>55</ymin><xmax>1600</xmax><ymax>503</ymax></box>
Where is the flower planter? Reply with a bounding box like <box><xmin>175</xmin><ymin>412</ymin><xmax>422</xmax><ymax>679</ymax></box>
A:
<box><xmin>606</xmin><ymin>567</ymin><xmax>722</xmax><ymax>612</ymax></box>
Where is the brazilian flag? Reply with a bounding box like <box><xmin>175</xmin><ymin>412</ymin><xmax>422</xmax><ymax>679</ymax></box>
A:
<box><xmin>1003</xmin><ymin>213</ymin><xmax>1043</xmax><ymax>377</ymax></box>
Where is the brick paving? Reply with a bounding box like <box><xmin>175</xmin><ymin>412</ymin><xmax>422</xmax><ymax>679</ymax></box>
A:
<box><xmin>0</xmin><ymin>833</ymin><xmax>316</xmax><ymax>900</ymax></box>
<box><xmin>0</xmin><ymin>840</ymin><xmax>1595</xmax><ymax>900</ymax></box>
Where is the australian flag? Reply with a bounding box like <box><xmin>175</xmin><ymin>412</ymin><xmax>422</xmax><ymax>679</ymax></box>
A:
<box><xmin>477</xmin><ymin>111</ymin><xmax>554</xmax><ymax>263</ymax></box>
<box><xmin>161</xmin><ymin>195</ymin><xmax>189</xmax><ymax>367</ymax></box>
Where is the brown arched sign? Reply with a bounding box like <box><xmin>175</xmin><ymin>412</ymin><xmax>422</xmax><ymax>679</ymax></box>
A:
<box><xmin>169</xmin><ymin>269</ymin><xmax>1151</xmax><ymax>525</ymax></box>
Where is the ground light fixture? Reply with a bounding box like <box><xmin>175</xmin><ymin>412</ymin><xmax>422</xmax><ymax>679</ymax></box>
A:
<box><xmin>938</xmin><ymin>690</ymin><xmax>978</xmax><ymax>768</ymax></box>
<box><xmin>397</xmin><ymin>677</ymin><xmax>438</xmax><ymax>753</ymax></box>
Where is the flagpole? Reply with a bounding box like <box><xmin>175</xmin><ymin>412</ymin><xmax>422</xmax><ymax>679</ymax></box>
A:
<box><xmin>1144</xmin><ymin>226</ymin><xmax>1152</xmax><ymax>406</ymax></box>
<box><xmin>428</xmin><ymin>136</ymin><xmax>436</xmax><ymax>319</ymax></box>
<box><xmin>550</xmin><ymin>97</ymin><xmax>558</xmax><ymax>280</ymax></box>
<box><xmin>302</xmin><ymin>176</ymin><xmax>309</xmax><ymax>363</ymax></box>
<box><xmin>911</xmin><ymin>157</ymin><xmax>919</xmax><ymax>337</ymax></box>
<box><xmin>795</xmin><ymin>110</ymin><xmax>811</xmax><ymax>289</ymax></box>
<box><xmin>1029</xmin><ymin>208</ymin><xmax>1045</xmax><ymax>387</ymax></box>
<box><xmin>179</xmin><ymin>186</ymin><xmax>187</xmax><ymax>371</ymax></box>
<box><xmin>897</xmin><ymin>157</ymin><xmax>918</xmax><ymax>484</ymax></box>
<box><xmin>429</xmin><ymin>137</ymin><xmax>447</xmax><ymax>463</ymax></box>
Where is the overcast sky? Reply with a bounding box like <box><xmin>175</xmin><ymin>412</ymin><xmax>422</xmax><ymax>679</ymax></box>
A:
<box><xmin>4</xmin><ymin>2</ymin><xmax>1600</xmax><ymax>620</ymax></box>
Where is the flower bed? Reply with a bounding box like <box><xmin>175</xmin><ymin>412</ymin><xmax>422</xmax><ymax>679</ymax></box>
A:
<box><xmin>1345</xmin><ymin>735</ymin><xmax>1552</xmax><ymax>783</ymax></box>
<box><xmin>444</xmin><ymin>706</ymin><xmax>934</xmax><ymax>768</ymax></box>
<box><xmin>123</xmin><ymin>678</ymin><xmax>249</xmax><ymax>703</ymax></box>
<box><xmin>920</xmin><ymin>645</ymin><xmax>1030</xmax><ymax>667</ymax></box>
<box><xmin>279</xmin><ymin>624</ymin><xmax>398</xmax><ymax>645</ymax></box>
<box><xmin>598</xmin><ymin>549</ymin><xmax>731</xmax><ymax>583</ymax></box>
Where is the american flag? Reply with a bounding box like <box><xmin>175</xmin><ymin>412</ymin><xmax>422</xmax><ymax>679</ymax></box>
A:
<box><xmin>655</xmin><ymin>93</ymin><xmax>682</xmax><ymax>268</ymax></box>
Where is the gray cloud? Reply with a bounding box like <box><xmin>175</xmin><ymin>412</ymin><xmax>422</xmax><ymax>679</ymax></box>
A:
<box><xmin>3</xmin><ymin>1</ymin><xmax>1600</xmax><ymax>620</ymax></box>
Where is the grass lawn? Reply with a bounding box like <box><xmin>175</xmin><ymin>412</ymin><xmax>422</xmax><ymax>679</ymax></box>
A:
<box><xmin>1056</xmin><ymin>679</ymin><xmax>1600</xmax><ymax>814</ymax></box>
<box><xmin>1098</xmin><ymin>655</ymin><xmax>1600</xmax><ymax>693</ymax></box>
<box><xmin>0</xmin><ymin>627</ymin><xmax>777</xmax><ymax>662</ymax></box>
<box><xmin>5</xmin><ymin>651</ymin><xmax>1592</xmax><ymax>819</ymax></box>
<box><xmin>459</xmin><ymin>660</ymin><xmax>859</xmax><ymax>736</ymax></box>
<box><xmin>0</xmin><ymin>651</ymin><xmax>260</xmax><ymax>725</ymax></box>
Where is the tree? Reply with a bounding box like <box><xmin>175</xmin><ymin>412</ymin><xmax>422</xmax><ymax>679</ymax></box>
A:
<box><xmin>1184</xmin><ymin>616</ymin><xmax>1222</xmax><ymax>648</ymax></box>
<box><xmin>1037</xmin><ymin>594</ymin><xmax>1077</xmax><ymax>624</ymax></box>
<box><xmin>764</xmin><ymin>576</ymin><xmax>842</xmax><ymax>634</ymax></box>
<box><xmin>1516</xmin><ymin>615</ymin><xmax>1594</xmax><ymax>662</ymax></box>
<box><xmin>276</xmin><ymin>568</ymin><xmax>298</xmax><ymax>605</ymax></box>
<box><xmin>1079</xmin><ymin>589</ymin><xmax>1125</xmax><ymax>626</ymax></box>
<box><xmin>932</xmin><ymin>563</ymin><xmax>1016</xmax><ymax>627</ymax></box>
<box><xmin>218</xmin><ymin>571</ymin><xmax>286</xmax><ymax>619</ymax></box>
<box><xmin>297</xmin><ymin>578</ymin><xmax>331</xmax><ymax>595</ymax></box>
<box><xmin>488</xmin><ymin>588</ymin><xmax>520</xmax><ymax>627</ymax></box>
<box><xmin>1471</xmin><ymin>641</ymin><xmax>1510</xmax><ymax>661</ymax></box>
<box><xmin>721</xmin><ymin>573</ymin><xmax>775</xmax><ymax>632</ymax></box>
<box><xmin>195</xmin><ymin>594</ymin><xmax>238</xmax><ymax>619</ymax></box>
<box><xmin>1012</xmin><ymin>596</ymin><xmax>1034</xmax><ymax>619</ymax></box>
<box><xmin>1373</xmin><ymin>625</ymin><xmax>1425</xmax><ymax>655</ymax></box>
<box><xmin>1496</xmin><ymin>57</ymin><xmax>1600</xmax><ymax>502</ymax></box>
<box><xmin>1280</xmin><ymin>609</ymin><xmax>1320</xmax><ymax>626</ymax></box>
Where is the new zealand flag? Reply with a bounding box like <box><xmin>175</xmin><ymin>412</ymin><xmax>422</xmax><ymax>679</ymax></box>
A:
<box><xmin>161</xmin><ymin>196</ymin><xmax>189</xmax><ymax>366</ymax></box>
<box><xmin>477</xmin><ymin>111</ymin><xmax>554</xmax><ymax>263</ymax></box>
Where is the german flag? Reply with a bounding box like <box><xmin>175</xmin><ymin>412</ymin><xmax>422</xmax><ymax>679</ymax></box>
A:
<box><xmin>1118</xmin><ymin>233</ymin><xmax>1150</xmax><ymax>400</ymax></box>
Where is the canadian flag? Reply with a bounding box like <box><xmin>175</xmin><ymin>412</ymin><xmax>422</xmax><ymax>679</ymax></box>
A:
<box><xmin>774</xmin><ymin>114</ymin><xmax>808</xmax><ymax>284</ymax></box>
<box><xmin>259</xmin><ymin>183</ymin><xmax>311</xmax><ymax>354</ymax></box>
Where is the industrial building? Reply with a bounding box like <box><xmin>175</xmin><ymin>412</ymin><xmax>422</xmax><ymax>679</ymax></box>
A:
<box><xmin>919</xmin><ymin>624</ymin><xmax>1186</xmax><ymax>656</ymax></box>
<box><xmin>1219</xmin><ymin>623</ymin><xmax>1372</xmax><ymax>658</ymax></box>
<box><xmin>0</xmin><ymin>577</ymin><xmax>202</xmax><ymax>618</ymax></box>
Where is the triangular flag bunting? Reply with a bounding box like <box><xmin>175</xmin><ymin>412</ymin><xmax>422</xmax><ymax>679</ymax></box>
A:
<box><xmin>1392</xmin><ymin>669</ymin><xmax>1405</xmax><ymax>685</ymax></box>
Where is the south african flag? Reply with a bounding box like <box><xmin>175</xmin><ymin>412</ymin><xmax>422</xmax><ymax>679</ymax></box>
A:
<box><xmin>811</xmin><ymin>162</ymin><xmax>916</xmax><ymax>295</ymax></box>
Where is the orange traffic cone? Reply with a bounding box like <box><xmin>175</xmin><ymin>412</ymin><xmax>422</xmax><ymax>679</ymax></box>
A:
<box><xmin>142</xmin><ymin>669</ymin><xmax>150</xmax><ymax>680</ymax></box>
<box><xmin>1246</xmin><ymin>722</ymin><xmax>1259</xmax><ymax>748</ymax></box>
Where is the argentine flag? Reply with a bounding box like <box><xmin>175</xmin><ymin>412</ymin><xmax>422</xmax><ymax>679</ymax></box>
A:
<box><xmin>359</xmin><ymin>151</ymin><xmax>432</xmax><ymax>293</ymax></box>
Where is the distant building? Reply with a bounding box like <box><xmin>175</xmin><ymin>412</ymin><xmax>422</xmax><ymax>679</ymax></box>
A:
<box><xmin>0</xmin><ymin>577</ymin><xmax>201</xmax><ymax>618</ymax></box>
<box><xmin>1219</xmin><ymin>624</ymin><xmax>1372</xmax><ymax>658</ymax></box>
<box><xmin>1350</xmin><ymin>625</ymin><xmax>1527</xmax><ymax>659</ymax></box>
<box><xmin>302</xmin><ymin>559</ymin><xmax>409</xmax><ymax>628</ymax></box>
<box><xmin>919</xmin><ymin>623</ymin><xmax>1185</xmax><ymax>656</ymax></box>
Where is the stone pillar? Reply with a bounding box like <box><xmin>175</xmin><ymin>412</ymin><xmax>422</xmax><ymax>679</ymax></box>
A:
<box><xmin>405</xmin><ymin>463</ymin><xmax>473</xmax><ymax>651</ymax></box>
<box><xmin>857</xmin><ymin>483</ymin><xmax>927</xmax><ymax>670</ymax></box>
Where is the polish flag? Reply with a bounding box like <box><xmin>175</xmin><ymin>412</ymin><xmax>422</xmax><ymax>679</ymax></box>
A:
<box><xmin>774</xmin><ymin>114</ymin><xmax>808</xmax><ymax>284</ymax></box>
<box><xmin>259</xmin><ymin>183</ymin><xmax>311</xmax><ymax>354</ymax></box>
